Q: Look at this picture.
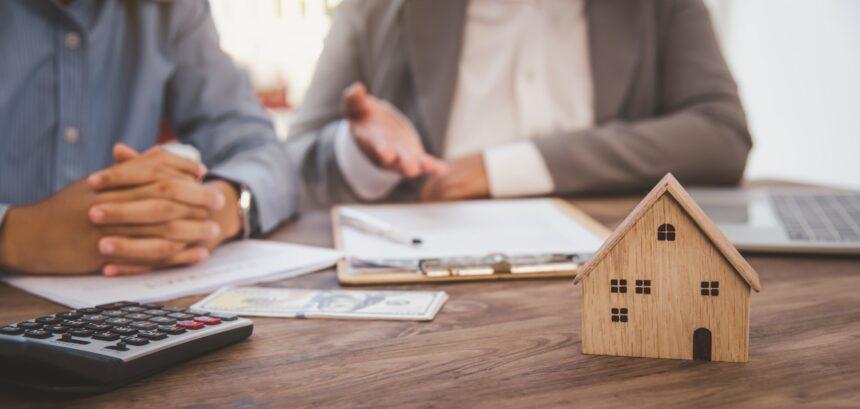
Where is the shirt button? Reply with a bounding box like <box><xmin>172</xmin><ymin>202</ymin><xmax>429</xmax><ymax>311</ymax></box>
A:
<box><xmin>63</xmin><ymin>127</ymin><xmax>80</xmax><ymax>144</ymax></box>
<box><xmin>65</xmin><ymin>32</ymin><xmax>81</xmax><ymax>49</ymax></box>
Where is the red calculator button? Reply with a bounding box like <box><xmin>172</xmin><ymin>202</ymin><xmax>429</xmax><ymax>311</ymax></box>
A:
<box><xmin>176</xmin><ymin>320</ymin><xmax>204</xmax><ymax>330</ymax></box>
<box><xmin>193</xmin><ymin>316</ymin><xmax>221</xmax><ymax>325</ymax></box>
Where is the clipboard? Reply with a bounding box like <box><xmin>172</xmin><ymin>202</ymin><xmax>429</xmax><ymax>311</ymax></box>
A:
<box><xmin>332</xmin><ymin>199</ymin><xmax>610</xmax><ymax>285</ymax></box>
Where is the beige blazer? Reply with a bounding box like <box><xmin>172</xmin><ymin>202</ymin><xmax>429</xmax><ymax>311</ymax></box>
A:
<box><xmin>287</xmin><ymin>0</ymin><xmax>752</xmax><ymax>208</ymax></box>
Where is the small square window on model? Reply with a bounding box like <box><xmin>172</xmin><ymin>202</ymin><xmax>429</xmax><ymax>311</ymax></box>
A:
<box><xmin>635</xmin><ymin>280</ymin><xmax>652</xmax><ymax>294</ymax></box>
<box><xmin>610</xmin><ymin>279</ymin><xmax>627</xmax><ymax>293</ymax></box>
<box><xmin>701</xmin><ymin>281</ymin><xmax>719</xmax><ymax>296</ymax></box>
<box><xmin>611</xmin><ymin>308</ymin><xmax>628</xmax><ymax>323</ymax></box>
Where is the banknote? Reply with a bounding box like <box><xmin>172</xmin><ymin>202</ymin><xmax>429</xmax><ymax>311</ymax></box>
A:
<box><xmin>191</xmin><ymin>286</ymin><xmax>449</xmax><ymax>321</ymax></box>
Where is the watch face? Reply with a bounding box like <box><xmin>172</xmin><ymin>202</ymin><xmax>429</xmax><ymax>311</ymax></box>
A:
<box><xmin>237</xmin><ymin>184</ymin><xmax>259</xmax><ymax>237</ymax></box>
<box><xmin>239</xmin><ymin>188</ymin><xmax>253</xmax><ymax>210</ymax></box>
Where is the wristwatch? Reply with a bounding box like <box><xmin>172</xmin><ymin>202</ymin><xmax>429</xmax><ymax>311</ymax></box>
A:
<box><xmin>236</xmin><ymin>183</ymin><xmax>259</xmax><ymax>239</ymax></box>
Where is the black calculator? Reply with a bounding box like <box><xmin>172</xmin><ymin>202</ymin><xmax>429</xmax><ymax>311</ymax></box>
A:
<box><xmin>0</xmin><ymin>301</ymin><xmax>253</xmax><ymax>395</ymax></box>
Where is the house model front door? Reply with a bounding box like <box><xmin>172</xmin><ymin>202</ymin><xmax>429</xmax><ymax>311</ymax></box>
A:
<box><xmin>693</xmin><ymin>327</ymin><xmax>712</xmax><ymax>361</ymax></box>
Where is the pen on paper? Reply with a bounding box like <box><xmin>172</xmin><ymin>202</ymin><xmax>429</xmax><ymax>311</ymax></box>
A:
<box><xmin>338</xmin><ymin>208</ymin><xmax>423</xmax><ymax>246</ymax></box>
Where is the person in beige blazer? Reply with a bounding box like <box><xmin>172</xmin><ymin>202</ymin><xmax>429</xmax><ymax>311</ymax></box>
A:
<box><xmin>288</xmin><ymin>0</ymin><xmax>752</xmax><ymax>208</ymax></box>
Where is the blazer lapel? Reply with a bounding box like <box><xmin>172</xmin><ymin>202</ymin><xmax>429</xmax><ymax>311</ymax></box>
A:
<box><xmin>587</xmin><ymin>0</ymin><xmax>642</xmax><ymax>123</ymax></box>
<box><xmin>402</xmin><ymin>0</ymin><xmax>466</xmax><ymax>155</ymax></box>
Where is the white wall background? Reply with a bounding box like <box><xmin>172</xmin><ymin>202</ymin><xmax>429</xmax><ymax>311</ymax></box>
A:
<box><xmin>708</xmin><ymin>0</ymin><xmax>860</xmax><ymax>189</ymax></box>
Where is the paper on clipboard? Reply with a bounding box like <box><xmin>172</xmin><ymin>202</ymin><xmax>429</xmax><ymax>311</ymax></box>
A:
<box><xmin>337</xmin><ymin>199</ymin><xmax>606</xmax><ymax>262</ymax></box>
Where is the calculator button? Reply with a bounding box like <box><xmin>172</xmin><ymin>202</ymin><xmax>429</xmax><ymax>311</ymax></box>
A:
<box><xmin>130</xmin><ymin>321</ymin><xmax>158</xmax><ymax>330</ymax></box>
<box><xmin>24</xmin><ymin>329</ymin><xmax>52</xmax><ymax>339</ymax></box>
<box><xmin>111</xmin><ymin>326</ymin><xmax>138</xmax><ymax>336</ymax></box>
<box><xmin>77</xmin><ymin>307</ymin><xmax>102</xmax><ymax>315</ymax></box>
<box><xmin>85</xmin><ymin>323</ymin><xmax>112</xmax><ymax>332</ymax></box>
<box><xmin>193</xmin><ymin>316</ymin><xmax>221</xmax><ymax>326</ymax></box>
<box><xmin>17</xmin><ymin>321</ymin><xmax>42</xmax><ymax>330</ymax></box>
<box><xmin>209</xmin><ymin>313</ymin><xmax>238</xmax><ymax>321</ymax></box>
<box><xmin>45</xmin><ymin>325</ymin><xmax>67</xmax><ymax>334</ymax></box>
<box><xmin>106</xmin><ymin>342</ymin><xmax>129</xmax><ymax>351</ymax></box>
<box><xmin>142</xmin><ymin>303</ymin><xmax>163</xmax><ymax>309</ymax></box>
<box><xmin>58</xmin><ymin>334</ymin><xmax>90</xmax><ymax>345</ymax></box>
<box><xmin>81</xmin><ymin>314</ymin><xmax>108</xmax><ymax>323</ymax></box>
<box><xmin>96</xmin><ymin>301</ymin><xmax>138</xmax><ymax>310</ymax></box>
<box><xmin>121</xmin><ymin>336</ymin><xmax>149</xmax><ymax>346</ymax></box>
<box><xmin>102</xmin><ymin>310</ymin><xmax>126</xmax><ymax>317</ymax></box>
<box><xmin>125</xmin><ymin>313</ymin><xmax>151</xmax><ymax>321</ymax></box>
<box><xmin>105</xmin><ymin>318</ymin><xmax>132</xmax><ymax>326</ymax></box>
<box><xmin>69</xmin><ymin>329</ymin><xmax>93</xmax><ymax>337</ymax></box>
<box><xmin>121</xmin><ymin>306</ymin><xmax>146</xmax><ymax>313</ymax></box>
<box><xmin>144</xmin><ymin>309</ymin><xmax>168</xmax><ymax>316</ymax></box>
<box><xmin>167</xmin><ymin>312</ymin><xmax>193</xmax><ymax>320</ymax></box>
<box><xmin>176</xmin><ymin>320</ymin><xmax>205</xmax><ymax>330</ymax></box>
<box><xmin>0</xmin><ymin>326</ymin><xmax>24</xmax><ymax>336</ymax></box>
<box><xmin>157</xmin><ymin>325</ymin><xmax>186</xmax><ymax>335</ymax></box>
<box><xmin>92</xmin><ymin>332</ymin><xmax>120</xmax><ymax>341</ymax></box>
<box><xmin>61</xmin><ymin>320</ymin><xmax>85</xmax><ymax>328</ymax></box>
<box><xmin>35</xmin><ymin>316</ymin><xmax>62</xmax><ymax>325</ymax></box>
<box><xmin>137</xmin><ymin>331</ymin><xmax>167</xmax><ymax>341</ymax></box>
<box><xmin>149</xmin><ymin>316</ymin><xmax>176</xmax><ymax>325</ymax></box>
<box><xmin>57</xmin><ymin>311</ymin><xmax>82</xmax><ymax>320</ymax></box>
<box><xmin>186</xmin><ymin>309</ymin><xmax>209</xmax><ymax>316</ymax></box>
<box><xmin>161</xmin><ymin>307</ymin><xmax>186</xmax><ymax>313</ymax></box>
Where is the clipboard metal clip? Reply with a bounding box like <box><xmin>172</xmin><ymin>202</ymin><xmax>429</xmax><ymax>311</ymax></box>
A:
<box><xmin>418</xmin><ymin>253</ymin><xmax>592</xmax><ymax>278</ymax></box>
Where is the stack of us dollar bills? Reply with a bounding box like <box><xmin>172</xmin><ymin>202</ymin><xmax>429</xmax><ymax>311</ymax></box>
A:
<box><xmin>191</xmin><ymin>286</ymin><xmax>448</xmax><ymax>321</ymax></box>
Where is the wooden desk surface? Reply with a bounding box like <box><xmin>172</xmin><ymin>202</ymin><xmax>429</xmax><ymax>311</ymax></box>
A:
<box><xmin>2</xmin><ymin>194</ymin><xmax>860</xmax><ymax>408</ymax></box>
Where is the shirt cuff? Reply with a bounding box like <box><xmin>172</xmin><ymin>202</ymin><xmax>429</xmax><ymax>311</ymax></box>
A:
<box><xmin>334</xmin><ymin>120</ymin><xmax>402</xmax><ymax>200</ymax></box>
<box><xmin>483</xmin><ymin>141</ymin><xmax>556</xmax><ymax>198</ymax></box>
<box><xmin>208</xmin><ymin>156</ymin><xmax>298</xmax><ymax>235</ymax></box>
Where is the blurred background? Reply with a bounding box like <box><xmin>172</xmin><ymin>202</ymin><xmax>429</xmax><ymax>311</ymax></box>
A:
<box><xmin>210</xmin><ymin>0</ymin><xmax>860</xmax><ymax>189</ymax></box>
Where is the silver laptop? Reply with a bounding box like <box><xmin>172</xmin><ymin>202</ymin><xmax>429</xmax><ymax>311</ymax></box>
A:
<box><xmin>689</xmin><ymin>187</ymin><xmax>860</xmax><ymax>254</ymax></box>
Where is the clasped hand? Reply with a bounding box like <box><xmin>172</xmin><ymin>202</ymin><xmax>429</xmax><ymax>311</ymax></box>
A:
<box><xmin>0</xmin><ymin>144</ymin><xmax>240</xmax><ymax>276</ymax></box>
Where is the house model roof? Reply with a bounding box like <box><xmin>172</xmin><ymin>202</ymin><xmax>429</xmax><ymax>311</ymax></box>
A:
<box><xmin>574</xmin><ymin>173</ymin><xmax>762</xmax><ymax>292</ymax></box>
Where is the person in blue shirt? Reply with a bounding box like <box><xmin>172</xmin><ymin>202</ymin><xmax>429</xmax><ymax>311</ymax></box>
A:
<box><xmin>0</xmin><ymin>1</ymin><xmax>297</xmax><ymax>276</ymax></box>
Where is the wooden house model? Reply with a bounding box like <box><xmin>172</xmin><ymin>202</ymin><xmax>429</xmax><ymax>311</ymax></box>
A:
<box><xmin>574</xmin><ymin>174</ymin><xmax>762</xmax><ymax>362</ymax></box>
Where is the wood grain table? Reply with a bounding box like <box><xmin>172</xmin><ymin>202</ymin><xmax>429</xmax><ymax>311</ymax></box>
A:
<box><xmin>2</xmin><ymin>192</ymin><xmax>859</xmax><ymax>408</ymax></box>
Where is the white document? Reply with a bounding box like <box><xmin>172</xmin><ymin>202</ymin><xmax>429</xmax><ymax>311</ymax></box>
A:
<box><xmin>338</xmin><ymin>198</ymin><xmax>605</xmax><ymax>260</ymax></box>
<box><xmin>1</xmin><ymin>240</ymin><xmax>342</xmax><ymax>308</ymax></box>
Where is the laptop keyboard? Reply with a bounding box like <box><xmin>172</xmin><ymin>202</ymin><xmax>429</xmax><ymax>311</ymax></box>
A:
<box><xmin>771</xmin><ymin>193</ymin><xmax>860</xmax><ymax>242</ymax></box>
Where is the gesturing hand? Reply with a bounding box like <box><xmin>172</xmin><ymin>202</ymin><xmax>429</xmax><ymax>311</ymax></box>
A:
<box><xmin>342</xmin><ymin>82</ymin><xmax>447</xmax><ymax>178</ymax></box>
<box><xmin>419</xmin><ymin>153</ymin><xmax>490</xmax><ymax>202</ymax></box>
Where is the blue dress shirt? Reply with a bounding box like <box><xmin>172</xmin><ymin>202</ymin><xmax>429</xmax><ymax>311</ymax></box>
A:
<box><xmin>0</xmin><ymin>0</ymin><xmax>297</xmax><ymax>233</ymax></box>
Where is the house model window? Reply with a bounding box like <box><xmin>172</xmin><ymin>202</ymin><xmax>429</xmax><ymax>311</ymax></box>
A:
<box><xmin>611</xmin><ymin>308</ymin><xmax>628</xmax><ymax>323</ymax></box>
<box><xmin>610</xmin><ymin>279</ymin><xmax>627</xmax><ymax>293</ymax></box>
<box><xmin>657</xmin><ymin>224</ymin><xmax>676</xmax><ymax>241</ymax></box>
<box><xmin>635</xmin><ymin>280</ymin><xmax>652</xmax><ymax>294</ymax></box>
<box><xmin>701</xmin><ymin>281</ymin><xmax>719</xmax><ymax>296</ymax></box>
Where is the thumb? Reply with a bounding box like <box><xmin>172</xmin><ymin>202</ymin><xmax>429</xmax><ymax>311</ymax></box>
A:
<box><xmin>112</xmin><ymin>143</ymin><xmax>140</xmax><ymax>163</ymax></box>
<box><xmin>341</xmin><ymin>82</ymin><xmax>372</xmax><ymax>121</ymax></box>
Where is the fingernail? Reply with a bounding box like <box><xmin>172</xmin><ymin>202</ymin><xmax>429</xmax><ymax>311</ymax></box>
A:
<box><xmin>87</xmin><ymin>173</ymin><xmax>103</xmax><ymax>186</ymax></box>
<box><xmin>99</xmin><ymin>240</ymin><xmax>115</xmax><ymax>255</ymax></box>
<box><xmin>89</xmin><ymin>207</ymin><xmax>105</xmax><ymax>223</ymax></box>
<box><xmin>103</xmin><ymin>265</ymin><xmax>118</xmax><ymax>277</ymax></box>
<box><xmin>209</xmin><ymin>222</ymin><xmax>221</xmax><ymax>238</ymax></box>
<box><xmin>213</xmin><ymin>192</ymin><xmax>225</xmax><ymax>210</ymax></box>
<box><xmin>197</xmin><ymin>249</ymin><xmax>210</xmax><ymax>262</ymax></box>
<box><xmin>197</xmin><ymin>163</ymin><xmax>208</xmax><ymax>177</ymax></box>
